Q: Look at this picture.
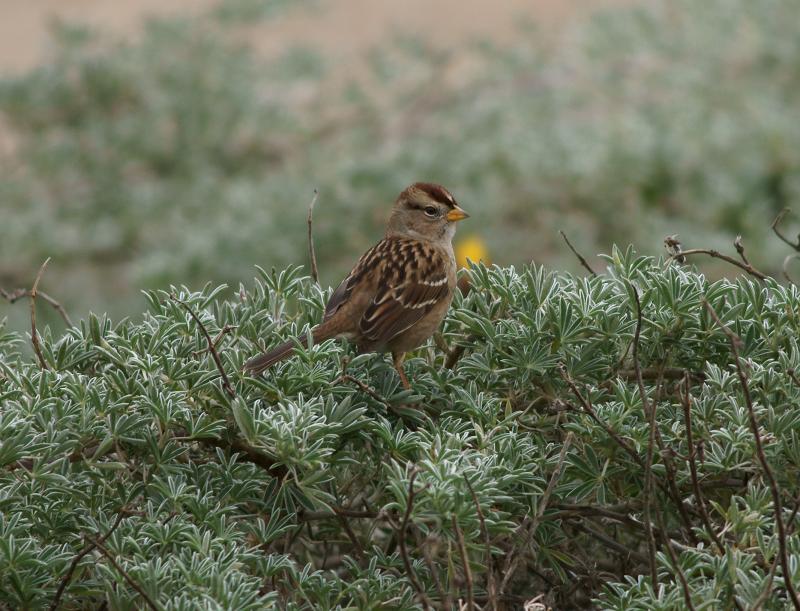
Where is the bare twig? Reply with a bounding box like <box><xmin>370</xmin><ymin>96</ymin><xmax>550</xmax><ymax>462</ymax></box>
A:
<box><xmin>192</xmin><ymin>325</ymin><xmax>237</xmax><ymax>357</ymax></box>
<box><xmin>649</xmin><ymin>367</ymin><xmax>700</xmax><ymax>544</ymax></box>
<box><xmin>49</xmin><ymin>508</ymin><xmax>131</xmax><ymax>610</ymax></box>
<box><xmin>171</xmin><ymin>294</ymin><xmax>235</xmax><ymax>398</ymax></box>
<box><xmin>782</xmin><ymin>254</ymin><xmax>800</xmax><ymax>285</ymax></box>
<box><xmin>559</xmin><ymin>367</ymin><xmax>643</xmax><ymax>468</ymax></box>
<box><xmin>753</xmin><ymin>497</ymin><xmax>800</xmax><ymax>611</ymax></box>
<box><xmin>532</xmin><ymin>433</ymin><xmax>573</xmax><ymax>536</ymax></box>
<box><xmin>754</xmin><ymin>555</ymin><xmax>781</xmax><ymax>611</ymax></box>
<box><xmin>1</xmin><ymin>286</ymin><xmax>72</xmax><ymax>327</ymax></box>
<box><xmin>670</xmin><ymin>248</ymin><xmax>769</xmax><ymax>281</ymax></box>
<box><xmin>335</xmin><ymin>374</ymin><xmax>392</xmax><ymax>408</ymax></box>
<box><xmin>335</xmin><ymin>512</ymin><xmax>365</xmax><ymax>559</ymax></box>
<box><xmin>630</xmin><ymin>286</ymin><xmax>658</xmax><ymax>588</ymax></box>
<box><xmin>654</xmin><ymin>507</ymin><xmax>696</xmax><ymax>611</ymax></box>
<box><xmin>194</xmin><ymin>433</ymin><xmax>288</xmax><ymax>478</ymax></box>
<box><xmin>397</xmin><ymin>469</ymin><xmax>433</xmax><ymax>610</ymax></box>
<box><xmin>680</xmin><ymin>372</ymin><xmax>724</xmax><ymax>551</ymax></box>
<box><xmin>464</xmin><ymin>474</ymin><xmax>497</xmax><ymax>611</ymax></box>
<box><xmin>307</xmin><ymin>189</ymin><xmax>320</xmax><ymax>284</ymax></box>
<box><xmin>551</xmin><ymin>503</ymin><xmax>641</xmax><ymax>527</ymax></box>
<box><xmin>29</xmin><ymin>258</ymin><xmax>51</xmax><ymax>369</ymax></box>
<box><xmin>704</xmin><ymin>300</ymin><xmax>800</xmax><ymax>610</ymax></box>
<box><xmin>771</xmin><ymin>208</ymin><xmax>800</xmax><ymax>252</ymax></box>
<box><xmin>559</xmin><ymin>230</ymin><xmax>597</xmax><ymax>277</ymax></box>
<box><xmin>93</xmin><ymin>539</ymin><xmax>159</xmax><ymax>610</ymax></box>
<box><xmin>452</xmin><ymin>514</ymin><xmax>474</xmax><ymax>610</ymax></box>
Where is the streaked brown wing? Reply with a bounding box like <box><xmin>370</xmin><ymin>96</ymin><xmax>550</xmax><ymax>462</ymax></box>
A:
<box><xmin>359</xmin><ymin>239</ymin><xmax>450</xmax><ymax>345</ymax></box>
<box><xmin>323</xmin><ymin>242</ymin><xmax>382</xmax><ymax>322</ymax></box>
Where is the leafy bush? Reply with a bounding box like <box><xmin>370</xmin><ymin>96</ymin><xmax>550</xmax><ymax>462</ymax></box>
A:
<box><xmin>3</xmin><ymin>0</ymin><xmax>800</xmax><ymax>328</ymax></box>
<box><xmin>2</xmin><ymin>252</ymin><xmax>800</xmax><ymax>609</ymax></box>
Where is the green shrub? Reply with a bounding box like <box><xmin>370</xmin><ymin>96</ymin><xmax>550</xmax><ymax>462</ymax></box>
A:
<box><xmin>2</xmin><ymin>252</ymin><xmax>799</xmax><ymax>609</ymax></box>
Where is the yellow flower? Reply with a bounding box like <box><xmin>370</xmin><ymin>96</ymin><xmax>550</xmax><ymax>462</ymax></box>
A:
<box><xmin>455</xmin><ymin>235</ymin><xmax>489</xmax><ymax>268</ymax></box>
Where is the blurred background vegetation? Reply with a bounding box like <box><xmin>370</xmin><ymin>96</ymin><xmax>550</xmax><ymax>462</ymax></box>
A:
<box><xmin>2</xmin><ymin>0</ymin><xmax>800</xmax><ymax>333</ymax></box>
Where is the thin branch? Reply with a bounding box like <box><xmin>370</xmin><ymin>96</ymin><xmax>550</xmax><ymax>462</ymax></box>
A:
<box><xmin>559</xmin><ymin>230</ymin><xmax>597</xmax><ymax>277</ymax></box>
<box><xmin>680</xmin><ymin>372</ymin><xmax>724</xmax><ymax>551</ymax></box>
<box><xmin>464</xmin><ymin>474</ymin><xmax>497</xmax><ymax>611</ymax></box>
<box><xmin>782</xmin><ymin>254</ymin><xmax>800</xmax><ymax>286</ymax></box>
<box><xmin>29</xmin><ymin>258</ymin><xmax>51</xmax><ymax>369</ymax></box>
<box><xmin>704</xmin><ymin>300</ymin><xmax>800</xmax><ymax>610</ymax></box>
<box><xmin>335</xmin><ymin>512</ymin><xmax>365</xmax><ymax>560</ymax></box>
<box><xmin>654</xmin><ymin>506</ymin><xmax>696</xmax><ymax>611</ymax></box>
<box><xmin>631</xmin><ymin>286</ymin><xmax>658</xmax><ymax>587</ymax></box>
<box><xmin>771</xmin><ymin>208</ymin><xmax>800</xmax><ymax>252</ymax></box>
<box><xmin>753</xmin><ymin>496</ymin><xmax>800</xmax><ymax>611</ymax></box>
<box><xmin>49</xmin><ymin>508</ymin><xmax>131</xmax><ymax>610</ymax></box>
<box><xmin>307</xmin><ymin>189</ymin><xmax>320</xmax><ymax>284</ymax></box>
<box><xmin>171</xmin><ymin>294</ymin><xmax>235</xmax><ymax>398</ymax></box>
<box><xmin>334</xmin><ymin>374</ymin><xmax>397</xmax><ymax>414</ymax></box>
<box><xmin>670</xmin><ymin>248</ymin><xmax>769</xmax><ymax>281</ymax></box>
<box><xmin>92</xmin><ymin>539</ymin><xmax>159</xmax><ymax>610</ymax></box>
<box><xmin>1</xmin><ymin>286</ymin><xmax>72</xmax><ymax>327</ymax></box>
<box><xmin>192</xmin><ymin>324</ymin><xmax>237</xmax><ymax>357</ymax></box>
<box><xmin>551</xmin><ymin>502</ymin><xmax>641</xmax><ymax>527</ymax></box>
<box><xmin>650</xmin><ymin>370</ymin><xmax>700</xmax><ymax>544</ymax></box>
<box><xmin>194</xmin><ymin>433</ymin><xmax>288</xmax><ymax>479</ymax></box>
<box><xmin>397</xmin><ymin>469</ymin><xmax>433</xmax><ymax>611</ymax></box>
<box><xmin>754</xmin><ymin>555</ymin><xmax>781</xmax><ymax>611</ymax></box>
<box><xmin>451</xmin><ymin>514</ymin><xmax>474</xmax><ymax>610</ymax></box>
<box><xmin>532</xmin><ymin>433</ymin><xmax>573</xmax><ymax>535</ymax></box>
<box><xmin>559</xmin><ymin>367</ymin><xmax>643</xmax><ymax>468</ymax></box>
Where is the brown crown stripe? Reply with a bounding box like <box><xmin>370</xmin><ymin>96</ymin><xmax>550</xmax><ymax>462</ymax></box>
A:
<box><xmin>408</xmin><ymin>182</ymin><xmax>457</xmax><ymax>208</ymax></box>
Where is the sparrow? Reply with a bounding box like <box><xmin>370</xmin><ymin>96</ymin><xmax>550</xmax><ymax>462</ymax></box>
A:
<box><xmin>244</xmin><ymin>182</ymin><xmax>469</xmax><ymax>388</ymax></box>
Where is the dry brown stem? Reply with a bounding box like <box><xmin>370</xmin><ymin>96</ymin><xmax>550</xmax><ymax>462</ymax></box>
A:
<box><xmin>559</xmin><ymin>230</ymin><xmax>597</xmax><ymax>277</ymax></box>
<box><xmin>171</xmin><ymin>294</ymin><xmax>235</xmax><ymax>398</ymax></box>
<box><xmin>307</xmin><ymin>189</ymin><xmax>320</xmax><ymax>284</ymax></box>
<box><xmin>704</xmin><ymin>300</ymin><xmax>800</xmax><ymax>610</ymax></box>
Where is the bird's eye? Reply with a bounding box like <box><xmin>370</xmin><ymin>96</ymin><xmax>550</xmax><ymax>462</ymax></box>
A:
<box><xmin>423</xmin><ymin>206</ymin><xmax>438</xmax><ymax>217</ymax></box>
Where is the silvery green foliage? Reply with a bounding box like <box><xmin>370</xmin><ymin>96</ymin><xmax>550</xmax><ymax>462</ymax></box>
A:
<box><xmin>1</xmin><ymin>252</ymin><xmax>800</xmax><ymax>609</ymax></box>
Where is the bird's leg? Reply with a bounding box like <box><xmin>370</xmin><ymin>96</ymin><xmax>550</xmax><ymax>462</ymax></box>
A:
<box><xmin>392</xmin><ymin>352</ymin><xmax>411</xmax><ymax>389</ymax></box>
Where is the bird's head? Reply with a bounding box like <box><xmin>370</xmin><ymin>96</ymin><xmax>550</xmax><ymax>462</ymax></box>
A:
<box><xmin>387</xmin><ymin>182</ymin><xmax>469</xmax><ymax>242</ymax></box>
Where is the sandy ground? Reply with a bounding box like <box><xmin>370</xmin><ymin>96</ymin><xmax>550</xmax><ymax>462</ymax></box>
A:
<box><xmin>0</xmin><ymin>0</ymin><xmax>625</xmax><ymax>75</ymax></box>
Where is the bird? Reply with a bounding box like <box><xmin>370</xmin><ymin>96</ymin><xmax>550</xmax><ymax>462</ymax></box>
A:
<box><xmin>244</xmin><ymin>182</ymin><xmax>470</xmax><ymax>389</ymax></box>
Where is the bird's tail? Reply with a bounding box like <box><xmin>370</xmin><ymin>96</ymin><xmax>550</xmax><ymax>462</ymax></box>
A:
<box><xmin>243</xmin><ymin>324</ymin><xmax>332</xmax><ymax>375</ymax></box>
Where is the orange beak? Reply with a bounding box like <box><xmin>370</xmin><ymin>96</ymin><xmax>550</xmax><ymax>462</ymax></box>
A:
<box><xmin>446</xmin><ymin>206</ymin><xmax>470</xmax><ymax>222</ymax></box>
